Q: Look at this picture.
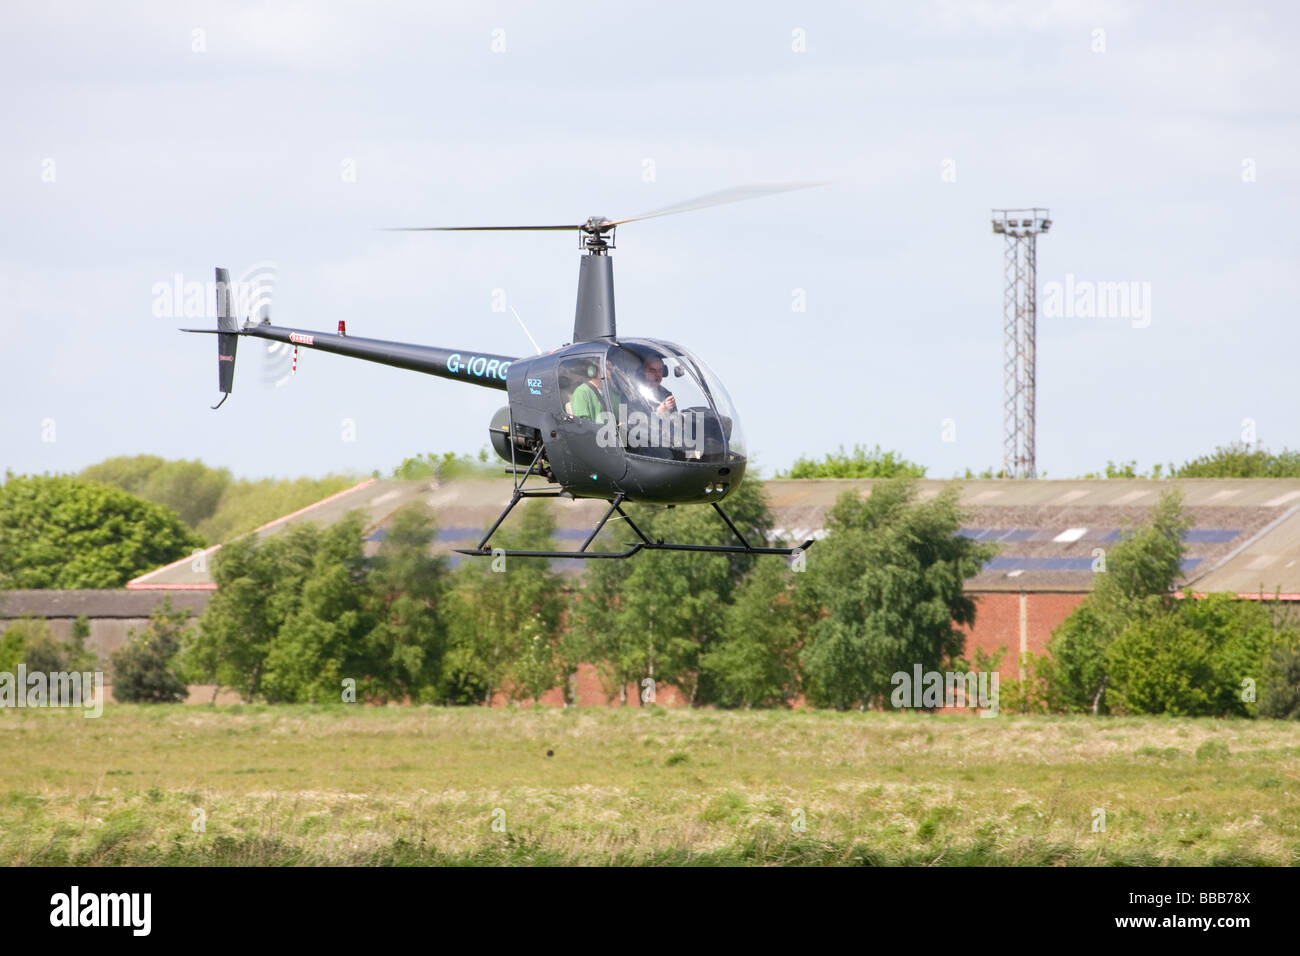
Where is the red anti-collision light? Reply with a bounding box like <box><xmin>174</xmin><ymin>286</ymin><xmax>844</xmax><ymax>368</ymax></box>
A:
<box><xmin>337</xmin><ymin>321</ymin><xmax>347</xmax><ymax>336</ymax></box>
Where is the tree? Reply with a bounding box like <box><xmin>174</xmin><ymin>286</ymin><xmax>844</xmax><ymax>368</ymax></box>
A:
<box><xmin>777</xmin><ymin>444</ymin><xmax>926</xmax><ymax>479</ymax></box>
<box><xmin>1260</xmin><ymin>635</ymin><xmax>1300</xmax><ymax>719</ymax></box>
<box><xmin>700</xmin><ymin>558</ymin><xmax>813</xmax><ymax>708</ymax></box>
<box><xmin>194</xmin><ymin>474</ymin><xmax>359</xmax><ymax>544</ymax></box>
<box><xmin>260</xmin><ymin>514</ymin><xmax>376</xmax><ymax>703</ymax></box>
<box><xmin>1174</xmin><ymin>442</ymin><xmax>1300</xmax><ymax>478</ymax></box>
<box><xmin>0</xmin><ymin>616</ymin><xmax>95</xmax><ymax>672</ymax></box>
<box><xmin>7</xmin><ymin>614</ymin><xmax>99</xmax><ymax>674</ymax></box>
<box><xmin>442</xmin><ymin>501</ymin><xmax>566</xmax><ymax>705</ymax></box>
<box><xmin>0</xmin><ymin>475</ymin><xmax>203</xmax><ymax>589</ymax></box>
<box><xmin>1045</xmin><ymin>489</ymin><xmax>1189</xmax><ymax>712</ymax></box>
<box><xmin>799</xmin><ymin>478</ymin><xmax>996</xmax><ymax>710</ymax></box>
<box><xmin>111</xmin><ymin>600</ymin><xmax>190</xmax><ymax>703</ymax></box>
<box><xmin>573</xmin><ymin>477</ymin><xmax>775</xmax><ymax>705</ymax></box>
<box><xmin>360</xmin><ymin>502</ymin><xmax>450</xmax><ymax>703</ymax></box>
<box><xmin>391</xmin><ymin>451</ymin><xmax>497</xmax><ymax>481</ymax></box>
<box><xmin>81</xmin><ymin>455</ymin><xmax>232</xmax><ymax>529</ymax></box>
<box><xmin>182</xmin><ymin>523</ymin><xmax>321</xmax><ymax>701</ymax></box>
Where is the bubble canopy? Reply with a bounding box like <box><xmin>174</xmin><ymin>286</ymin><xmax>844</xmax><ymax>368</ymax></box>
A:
<box><xmin>595</xmin><ymin>338</ymin><xmax>746</xmax><ymax>465</ymax></box>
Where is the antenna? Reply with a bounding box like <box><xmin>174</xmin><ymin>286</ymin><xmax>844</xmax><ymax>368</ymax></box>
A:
<box><xmin>509</xmin><ymin>305</ymin><xmax>543</xmax><ymax>355</ymax></box>
<box><xmin>991</xmin><ymin>208</ymin><xmax>1051</xmax><ymax>479</ymax></box>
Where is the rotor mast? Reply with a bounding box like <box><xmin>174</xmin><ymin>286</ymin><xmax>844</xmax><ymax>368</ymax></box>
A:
<box><xmin>573</xmin><ymin>217</ymin><xmax>617</xmax><ymax>343</ymax></box>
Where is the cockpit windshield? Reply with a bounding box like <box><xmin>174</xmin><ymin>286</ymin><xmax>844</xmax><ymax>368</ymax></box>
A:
<box><xmin>601</xmin><ymin>339</ymin><xmax>746</xmax><ymax>465</ymax></box>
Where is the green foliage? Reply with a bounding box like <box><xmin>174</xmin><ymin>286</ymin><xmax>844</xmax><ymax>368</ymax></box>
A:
<box><xmin>1259</xmin><ymin>635</ymin><xmax>1300</xmax><ymax>719</ymax></box>
<box><xmin>1045</xmin><ymin>490</ymin><xmax>1189</xmax><ymax>713</ymax></box>
<box><xmin>1042</xmin><ymin>604</ymin><xmax>1110</xmax><ymax>713</ymax></box>
<box><xmin>799</xmin><ymin>479</ymin><xmax>996</xmax><ymax>710</ymax></box>
<box><xmin>391</xmin><ymin>451</ymin><xmax>498</xmax><ymax>481</ymax></box>
<box><xmin>0</xmin><ymin>616</ymin><xmax>95</xmax><ymax>673</ymax></box>
<box><xmin>0</xmin><ymin>474</ymin><xmax>204</xmax><ymax>589</ymax></box>
<box><xmin>0</xmin><ymin>618</ymin><xmax>62</xmax><ymax>673</ymax></box>
<box><xmin>1175</xmin><ymin>442</ymin><xmax>1300</xmax><ymax>478</ymax></box>
<box><xmin>573</xmin><ymin>478</ymin><xmax>775</xmax><ymax>705</ymax></box>
<box><xmin>187</xmin><ymin>504</ymin><xmax>450</xmax><ymax>704</ymax></box>
<box><xmin>183</xmin><ymin>524</ymin><xmax>322</xmax><ymax>701</ymax></box>
<box><xmin>1095</xmin><ymin>490</ymin><xmax>1189</xmax><ymax>617</ymax></box>
<box><xmin>1104</xmin><ymin>602</ymin><xmax>1244</xmax><ymax>717</ymax></box>
<box><xmin>77</xmin><ymin>454</ymin><xmax>361</xmax><ymax>544</ymax></box>
<box><xmin>360</xmin><ymin>503</ymin><xmax>450</xmax><ymax>703</ymax></box>
<box><xmin>81</xmin><ymin>455</ymin><xmax>232</xmax><ymax>529</ymax></box>
<box><xmin>442</xmin><ymin>502</ymin><xmax>566</xmax><ymax>705</ymax></box>
<box><xmin>1195</xmin><ymin>739</ymin><xmax>1230</xmax><ymax>761</ymax></box>
<box><xmin>260</xmin><ymin>514</ymin><xmax>375</xmax><ymax>703</ymax></box>
<box><xmin>194</xmin><ymin>474</ymin><xmax>359</xmax><ymax>544</ymax></box>
<box><xmin>1044</xmin><ymin>491</ymin><xmax>1296</xmax><ymax>717</ymax></box>
<box><xmin>1073</xmin><ymin>442</ymin><xmax>1300</xmax><ymax>480</ymax></box>
<box><xmin>777</xmin><ymin>444</ymin><xmax>926</xmax><ymax>479</ymax></box>
<box><xmin>111</xmin><ymin>600</ymin><xmax>190</xmax><ymax>703</ymax></box>
<box><xmin>997</xmin><ymin>652</ymin><xmax>1053</xmax><ymax>714</ymax></box>
<box><xmin>701</xmin><ymin>559</ymin><xmax>812</xmax><ymax>708</ymax></box>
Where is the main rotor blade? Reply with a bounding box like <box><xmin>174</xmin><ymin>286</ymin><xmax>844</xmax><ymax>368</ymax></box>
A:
<box><xmin>384</xmin><ymin>182</ymin><xmax>824</xmax><ymax>235</ymax></box>
<box><xmin>382</xmin><ymin>224</ymin><xmax>581</xmax><ymax>232</ymax></box>
<box><xmin>608</xmin><ymin>182</ymin><xmax>825</xmax><ymax>227</ymax></box>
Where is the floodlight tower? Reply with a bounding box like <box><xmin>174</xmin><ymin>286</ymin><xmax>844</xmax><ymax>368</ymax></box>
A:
<box><xmin>991</xmin><ymin>208</ymin><xmax>1051</xmax><ymax>478</ymax></box>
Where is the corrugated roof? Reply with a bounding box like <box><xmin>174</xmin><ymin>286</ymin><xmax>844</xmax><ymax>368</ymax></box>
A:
<box><xmin>0</xmin><ymin>589</ymin><xmax>211</xmax><ymax>619</ymax></box>
<box><xmin>1183</xmin><ymin>504</ymin><xmax>1300</xmax><ymax>598</ymax></box>
<box><xmin>124</xmin><ymin>476</ymin><xmax>1300</xmax><ymax>596</ymax></box>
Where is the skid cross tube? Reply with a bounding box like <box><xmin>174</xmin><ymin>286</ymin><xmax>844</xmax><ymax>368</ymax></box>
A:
<box><xmin>456</xmin><ymin>496</ymin><xmax>814</xmax><ymax>561</ymax></box>
<box><xmin>633</xmin><ymin>502</ymin><xmax>814</xmax><ymax>556</ymax></box>
<box><xmin>456</xmin><ymin>493</ymin><xmax>648</xmax><ymax>559</ymax></box>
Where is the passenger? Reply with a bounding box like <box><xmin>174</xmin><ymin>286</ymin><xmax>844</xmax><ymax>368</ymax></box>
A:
<box><xmin>570</xmin><ymin>364</ymin><xmax>609</xmax><ymax>423</ymax></box>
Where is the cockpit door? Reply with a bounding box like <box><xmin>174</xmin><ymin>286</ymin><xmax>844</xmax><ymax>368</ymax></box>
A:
<box><xmin>545</xmin><ymin>348</ymin><xmax>628</xmax><ymax>494</ymax></box>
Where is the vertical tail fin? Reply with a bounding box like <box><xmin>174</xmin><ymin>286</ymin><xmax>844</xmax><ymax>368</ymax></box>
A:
<box><xmin>214</xmin><ymin>267</ymin><xmax>239</xmax><ymax>407</ymax></box>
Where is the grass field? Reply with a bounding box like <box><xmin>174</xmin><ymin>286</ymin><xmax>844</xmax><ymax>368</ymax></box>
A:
<box><xmin>2</xmin><ymin>704</ymin><xmax>1298</xmax><ymax>866</ymax></box>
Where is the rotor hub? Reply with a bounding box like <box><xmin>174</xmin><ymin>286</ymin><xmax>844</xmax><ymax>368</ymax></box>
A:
<box><xmin>581</xmin><ymin>217</ymin><xmax>615</xmax><ymax>254</ymax></box>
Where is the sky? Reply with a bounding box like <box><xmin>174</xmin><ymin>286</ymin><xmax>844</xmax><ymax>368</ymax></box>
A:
<box><xmin>2</xmin><ymin>0</ymin><xmax>1297</xmax><ymax>482</ymax></box>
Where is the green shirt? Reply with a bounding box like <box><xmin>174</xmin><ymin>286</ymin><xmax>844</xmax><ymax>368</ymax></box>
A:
<box><xmin>571</xmin><ymin>381</ymin><xmax>607</xmax><ymax>423</ymax></box>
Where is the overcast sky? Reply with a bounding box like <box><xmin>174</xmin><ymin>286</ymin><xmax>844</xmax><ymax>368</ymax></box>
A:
<box><xmin>2</xmin><ymin>0</ymin><xmax>1297</xmax><ymax>481</ymax></box>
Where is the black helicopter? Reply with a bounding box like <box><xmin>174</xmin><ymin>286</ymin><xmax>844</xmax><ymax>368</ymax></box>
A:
<box><xmin>185</xmin><ymin>184</ymin><xmax>817</xmax><ymax>560</ymax></box>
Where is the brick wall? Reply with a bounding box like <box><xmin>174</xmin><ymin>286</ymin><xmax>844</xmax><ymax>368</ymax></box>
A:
<box><xmin>963</xmin><ymin>592</ymin><xmax>1088</xmax><ymax>679</ymax></box>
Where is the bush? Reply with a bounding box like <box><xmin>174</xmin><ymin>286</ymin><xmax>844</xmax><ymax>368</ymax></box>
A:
<box><xmin>0</xmin><ymin>475</ymin><xmax>204</xmax><ymax>589</ymax></box>
<box><xmin>1175</xmin><ymin>442</ymin><xmax>1300</xmax><ymax>478</ymax></box>
<box><xmin>1259</xmin><ymin>638</ymin><xmax>1300</xmax><ymax>719</ymax></box>
<box><xmin>0</xmin><ymin>615</ymin><xmax>98</xmax><ymax>673</ymax></box>
<box><xmin>111</xmin><ymin>601</ymin><xmax>190</xmax><ymax>703</ymax></box>
<box><xmin>1105</xmin><ymin>594</ymin><xmax>1278</xmax><ymax>717</ymax></box>
<box><xmin>777</xmin><ymin>445</ymin><xmax>926</xmax><ymax>479</ymax></box>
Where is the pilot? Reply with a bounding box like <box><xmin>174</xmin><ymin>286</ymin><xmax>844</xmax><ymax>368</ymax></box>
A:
<box><xmin>570</xmin><ymin>364</ymin><xmax>609</xmax><ymax>423</ymax></box>
<box><xmin>639</xmin><ymin>357</ymin><xmax>676</xmax><ymax>414</ymax></box>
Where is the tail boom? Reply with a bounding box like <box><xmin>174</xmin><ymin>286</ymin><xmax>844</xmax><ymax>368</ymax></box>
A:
<box><xmin>237</xmin><ymin>324</ymin><xmax>514</xmax><ymax>391</ymax></box>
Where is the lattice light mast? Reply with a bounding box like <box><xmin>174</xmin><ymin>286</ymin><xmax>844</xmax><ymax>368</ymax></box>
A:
<box><xmin>991</xmin><ymin>208</ymin><xmax>1051</xmax><ymax>478</ymax></box>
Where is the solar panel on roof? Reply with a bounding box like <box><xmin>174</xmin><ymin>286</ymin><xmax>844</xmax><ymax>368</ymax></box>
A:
<box><xmin>1183</xmin><ymin>529</ymin><xmax>1239</xmax><ymax>543</ymax></box>
<box><xmin>985</xmin><ymin>557</ymin><xmax>1203</xmax><ymax>572</ymax></box>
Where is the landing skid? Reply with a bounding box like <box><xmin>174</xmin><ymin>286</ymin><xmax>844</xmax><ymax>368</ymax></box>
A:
<box><xmin>454</xmin><ymin>492</ymin><xmax>815</xmax><ymax>560</ymax></box>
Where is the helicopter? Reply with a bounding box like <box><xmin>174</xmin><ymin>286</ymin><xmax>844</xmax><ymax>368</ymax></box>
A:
<box><xmin>184</xmin><ymin>183</ymin><xmax>818</xmax><ymax>560</ymax></box>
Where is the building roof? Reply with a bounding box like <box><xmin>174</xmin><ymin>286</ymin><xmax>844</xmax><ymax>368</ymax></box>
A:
<box><xmin>769</xmin><ymin>478</ymin><xmax>1300</xmax><ymax>594</ymax></box>
<box><xmin>123</xmin><ymin>476</ymin><xmax>1300</xmax><ymax>597</ymax></box>
<box><xmin>0</xmin><ymin>589</ymin><xmax>211</xmax><ymax>619</ymax></box>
